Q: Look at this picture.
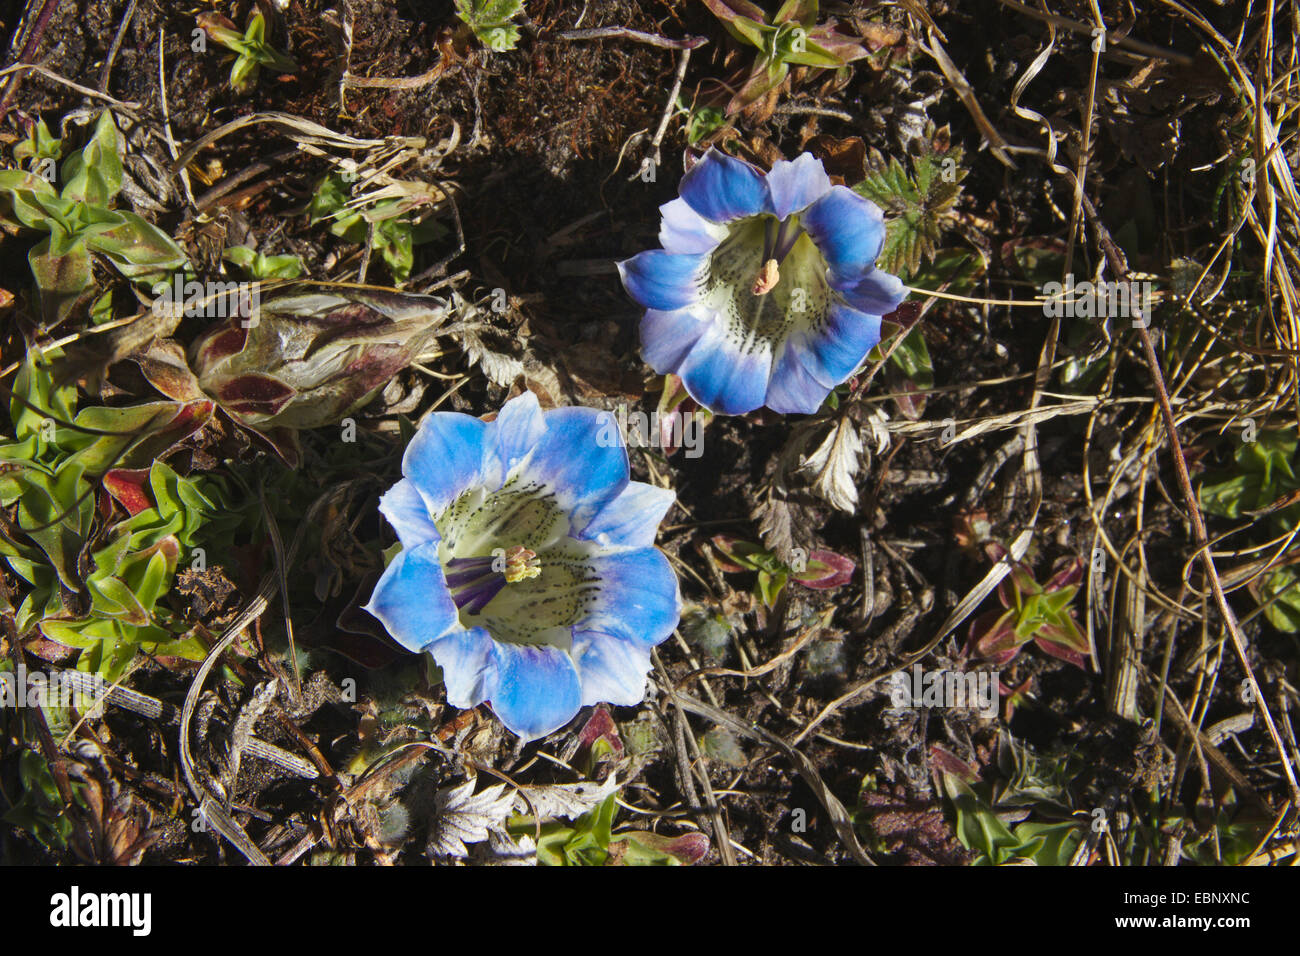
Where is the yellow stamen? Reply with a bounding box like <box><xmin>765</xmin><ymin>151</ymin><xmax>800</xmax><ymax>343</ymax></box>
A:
<box><xmin>503</xmin><ymin>544</ymin><xmax>541</xmax><ymax>583</ymax></box>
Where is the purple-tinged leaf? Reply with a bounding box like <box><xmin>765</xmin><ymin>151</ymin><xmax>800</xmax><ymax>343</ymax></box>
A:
<box><xmin>710</xmin><ymin>534</ymin><xmax>765</xmax><ymax>573</ymax></box>
<box><xmin>216</xmin><ymin>373</ymin><xmax>297</xmax><ymax>417</ymax></box>
<box><xmin>928</xmin><ymin>743</ymin><xmax>980</xmax><ymax>784</ymax></box>
<box><xmin>103</xmin><ymin>468</ymin><xmax>151</xmax><ymax>517</ymax></box>
<box><xmin>1034</xmin><ymin>635</ymin><xmax>1089</xmax><ymax>670</ymax></box>
<box><xmin>617</xmin><ymin>829</ymin><xmax>710</xmax><ymax>865</ymax></box>
<box><xmin>790</xmin><ymin>548</ymin><xmax>855</xmax><ymax>588</ymax></box>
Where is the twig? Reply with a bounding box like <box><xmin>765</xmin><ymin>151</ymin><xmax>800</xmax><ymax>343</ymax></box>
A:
<box><xmin>178</xmin><ymin>488</ymin><xmax>342</xmax><ymax>865</ymax></box>
<box><xmin>97</xmin><ymin>0</ymin><xmax>138</xmax><ymax>94</ymax></box>
<box><xmin>671</xmin><ymin>608</ymin><xmax>832</xmax><ymax>688</ymax></box>
<box><xmin>179</xmin><ymin>575</ymin><xmax>276</xmax><ymax>866</ymax></box>
<box><xmin>0</xmin><ymin>0</ymin><xmax>62</xmax><ymax>124</ymax></box>
<box><xmin>0</xmin><ymin>62</ymin><xmax>141</xmax><ymax>112</ymax></box>
<box><xmin>644</xmin><ymin>45</ymin><xmax>691</xmax><ymax>171</ymax></box>
<box><xmin>342</xmin><ymin>62</ymin><xmax>449</xmax><ymax>91</ymax></box>
<box><xmin>259</xmin><ymin>480</ymin><xmax>304</xmax><ymax>706</ymax></box>
<box><xmin>657</xmin><ymin>680</ymin><xmax>875</xmax><ymax>865</ymax></box>
<box><xmin>653</xmin><ymin>650</ymin><xmax>737</xmax><ymax>866</ymax></box>
<box><xmin>157</xmin><ymin>29</ymin><xmax>196</xmax><ymax>210</ymax></box>
<box><xmin>997</xmin><ymin>0</ymin><xmax>1196</xmax><ymax>65</ymax></box>
<box><xmin>1084</xmin><ymin>196</ymin><xmax>1300</xmax><ymax>808</ymax></box>
<box><xmin>556</xmin><ymin>28</ymin><xmax>707</xmax><ymax>50</ymax></box>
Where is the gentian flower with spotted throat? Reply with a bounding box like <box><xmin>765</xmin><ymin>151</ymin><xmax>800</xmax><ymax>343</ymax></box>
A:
<box><xmin>364</xmin><ymin>392</ymin><xmax>681</xmax><ymax>741</ymax></box>
<box><xmin>618</xmin><ymin>149</ymin><xmax>907</xmax><ymax>415</ymax></box>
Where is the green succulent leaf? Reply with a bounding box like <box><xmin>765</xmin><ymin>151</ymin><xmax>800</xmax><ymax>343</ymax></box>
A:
<box><xmin>1255</xmin><ymin>566</ymin><xmax>1300</xmax><ymax>633</ymax></box>
<box><xmin>1</xmin><ymin>749</ymin><xmax>74</xmax><ymax>851</ymax></box>
<box><xmin>1199</xmin><ymin>428</ymin><xmax>1299</xmax><ymax>526</ymax></box>
<box><xmin>14</xmin><ymin>118</ymin><xmax>63</xmax><ymax>169</ymax></box>
<box><xmin>10</xmin><ymin>353</ymin><xmax>76</xmax><ymax>448</ymax></box>
<box><xmin>87</xmin><ymin>210</ymin><xmax>189</xmax><ymax>281</ymax></box>
<box><xmin>223</xmin><ymin>245</ymin><xmax>304</xmax><ymax>279</ymax></box>
<box><xmin>13</xmin><ymin>461</ymin><xmax>93</xmax><ymax>591</ymax></box>
<box><xmin>87</xmin><ymin>575</ymin><xmax>150</xmax><ymax>626</ymax></box>
<box><xmin>60</xmin><ymin>111</ymin><xmax>123</xmax><ymax>206</ymax></box>
<box><xmin>27</xmin><ymin>234</ymin><xmax>92</xmax><ymax>325</ymax></box>
<box><xmin>0</xmin><ymin>168</ymin><xmax>58</xmax><ymax>229</ymax></box>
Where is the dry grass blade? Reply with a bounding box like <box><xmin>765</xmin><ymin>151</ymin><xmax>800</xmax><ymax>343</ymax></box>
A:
<box><xmin>177</xmin><ymin>487</ymin><xmax>344</xmax><ymax>865</ymax></box>
<box><xmin>658</xmin><ymin>681</ymin><xmax>875</xmax><ymax>866</ymax></box>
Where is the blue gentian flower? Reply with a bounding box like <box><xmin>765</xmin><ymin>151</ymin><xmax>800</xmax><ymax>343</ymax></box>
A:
<box><xmin>365</xmin><ymin>391</ymin><xmax>681</xmax><ymax>741</ymax></box>
<box><xmin>618</xmin><ymin>149</ymin><xmax>907</xmax><ymax>415</ymax></box>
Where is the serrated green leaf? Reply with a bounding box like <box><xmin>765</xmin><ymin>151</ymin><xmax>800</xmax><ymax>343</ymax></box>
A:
<box><xmin>854</xmin><ymin>146</ymin><xmax>966</xmax><ymax>279</ymax></box>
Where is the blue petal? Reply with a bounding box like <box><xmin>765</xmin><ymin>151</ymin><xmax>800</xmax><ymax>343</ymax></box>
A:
<box><xmin>678</xmin><ymin>148</ymin><xmax>768</xmax><ymax>223</ymax></box>
<box><xmin>484</xmin><ymin>642</ymin><xmax>582</xmax><ymax>741</ymax></box>
<box><xmin>765</xmin><ymin>153</ymin><xmax>832</xmax><ymax>220</ymax></box>
<box><xmin>523</xmin><ymin>406</ymin><xmax>630</xmax><ymax>530</ymax></box>
<box><xmin>838</xmin><ymin>268</ymin><xmax>907</xmax><ymax>315</ymax></box>
<box><xmin>618</xmin><ymin>250</ymin><xmax>705</xmax><ymax>311</ymax></box>
<box><xmin>578</xmin><ymin>548</ymin><xmax>680</xmax><ymax>648</ymax></box>
<box><xmin>676</xmin><ymin>321</ymin><xmax>773</xmax><ymax>415</ymax></box>
<box><xmin>802</xmin><ymin>186</ymin><xmax>886</xmax><ymax>279</ymax></box>
<box><xmin>765</xmin><ymin>336</ymin><xmax>835</xmax><ymax>414</ymax></box>
<box><xmin>803</xmin><ymin>303</ymin><xmax>882</xmax><ymax>386</ymax></box>
<box><xmin>659</xmin><ymin>198</ymin><xmax>726</xmax><ymax>255</ymax></box>
<box><xmin>403</xmin><ymin>412</ymin><xmax>491</xmax><ymax>514</ymax></box>
<box><xmin>378</xmin><ymin>478</ymin><xmax>441</xmax><ymax>549</ymax></box>
<box><xmin>576</xmin><ymin>480</ymin><xmax>675</xmax><ymax>549</ymax></box>
<box><xmin>640</xmin><ymin>305</ymin><xmax>711</xmax><ymax>372</ymax></box>
<box><xmin>427</xmin><ymin>627</ymin><xmax>495</xmax><ymax>709</ymax></box>
<box><xmin>491</xmin><ymin>390</ymin><xmax>546</xmax><ymax>475</ymax></box>
<box><xmin>363</xmin><ymin>542</ymin><xmax>459</xmax><ymax>652</ymax></box>
<box><xmin>574</xmin><ymin>630</ymin><xmax>653</xmax><ymax>707</ymax></box>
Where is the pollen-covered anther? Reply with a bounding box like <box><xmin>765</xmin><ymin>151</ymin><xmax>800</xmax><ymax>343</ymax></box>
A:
<box><xmin>502</xmin><ymin>544</ymin><xmax>541</xmax><ymax>583</ymax></box>
<box><xmin>752</xmin><ymin>258</ymin><xmax>780</xmax><ymax>296</ymax></box>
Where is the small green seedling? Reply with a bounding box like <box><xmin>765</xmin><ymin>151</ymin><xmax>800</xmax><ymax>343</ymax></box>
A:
<box><xmin>196</xmin><ymin>11</ymin><xmax>297</xmax><ymax>93</ymax></box>
<box><xmin>967</xmin><ymin>552</ymin><xmax>1091</xmax><ymax>669</ymax></box>
<box><xmin>0</xmin><ymin>111</ymin><xmax>188</xmax><ymax>325</ymax></box>
<box><xmin>13</xmin><ymin>118</ymin><xmax>62</xmax><ymax>173</ymax></box>
<box><xmin>223</xmin><ymin>245</ymin><xmax>304</xmax><ymax>280</ymax></box>
<box><xmin>1200</xmin><ymin>426</ymin><xmax>1300</xmax><ymax>632</ymax></box>
<box><xmin>675</xmin><ymin>95</ymin><xmax>728</xmax><ymax>145</ymax></box>
<box><xmin>854</xmin><ymin>134</ymin><xmax>968</xmax><ymax>279</ymax></box>
<box><xmin>702</xmin><ymin>0</ymin><xmax>871</xmax><ymax>114</ymax></box>
<box><xmin>509</xmin><ymin>793</ymin><xmax>710</xmax><ymax>866</ymax></box>
<box><xmin>929</xmin><ymin>742</ymin><xmax>1087</xmax><ymax>866</ymax></box>
<box><xmin>308</xmin><ymin>172</ymin><xmax>446</xmax><ymax>281</ymax></box>
<box><xmin>710</xmin><ymin>534</ymin><xmax>854</xmax><ymax>608</ymax></box>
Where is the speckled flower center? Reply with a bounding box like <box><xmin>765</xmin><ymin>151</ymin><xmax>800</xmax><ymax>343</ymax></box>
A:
<box><xmin>703</xmin><ymin>214</ymin><xmax>832</xmax><ymax>354</ymax></box>
<box><xmin>433</xmin><ymin>470</ymin><xmax>601</xmax><ymax>648</ymax></box>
